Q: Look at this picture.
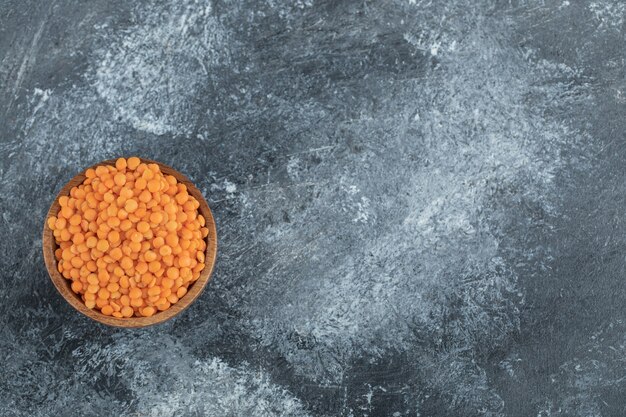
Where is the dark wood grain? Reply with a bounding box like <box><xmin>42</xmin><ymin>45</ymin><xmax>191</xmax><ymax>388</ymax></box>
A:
<box><xmin>42</xmin><ymin>158</ymin><xmax>217</xmax><ymax>328</ymax></box>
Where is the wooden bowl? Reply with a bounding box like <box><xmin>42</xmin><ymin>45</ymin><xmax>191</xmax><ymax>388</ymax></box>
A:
<box><xmin>42</xmin><ymin>158</ymin><xmax>217</xmax><ymax>328</ymax></box>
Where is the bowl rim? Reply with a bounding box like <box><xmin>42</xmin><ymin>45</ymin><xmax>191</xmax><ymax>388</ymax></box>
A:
<box><xmin>42</xmin><ymin>157</ymin><xmax>217</xmax><ymax>328</ymax></box>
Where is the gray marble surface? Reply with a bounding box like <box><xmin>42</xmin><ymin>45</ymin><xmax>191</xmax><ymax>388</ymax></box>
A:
<box><xmin>1</xmin><ymin>0</ymin><xmax>626</xmax><ymax>416</ymax></box>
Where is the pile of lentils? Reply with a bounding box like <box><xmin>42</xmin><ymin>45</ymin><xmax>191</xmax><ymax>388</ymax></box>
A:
<box><xmin>47</xmin><ymin>157</ymin><xmax>209</xmax><ymax>318</ymax></box>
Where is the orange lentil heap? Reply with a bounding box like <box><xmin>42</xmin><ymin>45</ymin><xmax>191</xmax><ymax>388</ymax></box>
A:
<box><xmin>47</xmin><ymin>157</ymin><xmax>209</xmax><ymax>318</ymax></box>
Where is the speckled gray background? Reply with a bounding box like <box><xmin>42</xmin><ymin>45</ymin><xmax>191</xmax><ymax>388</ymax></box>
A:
<box><xmin>1</xmin><ymin>0</ymin><xmax>626</xmax><ymax>416</ymax></box>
